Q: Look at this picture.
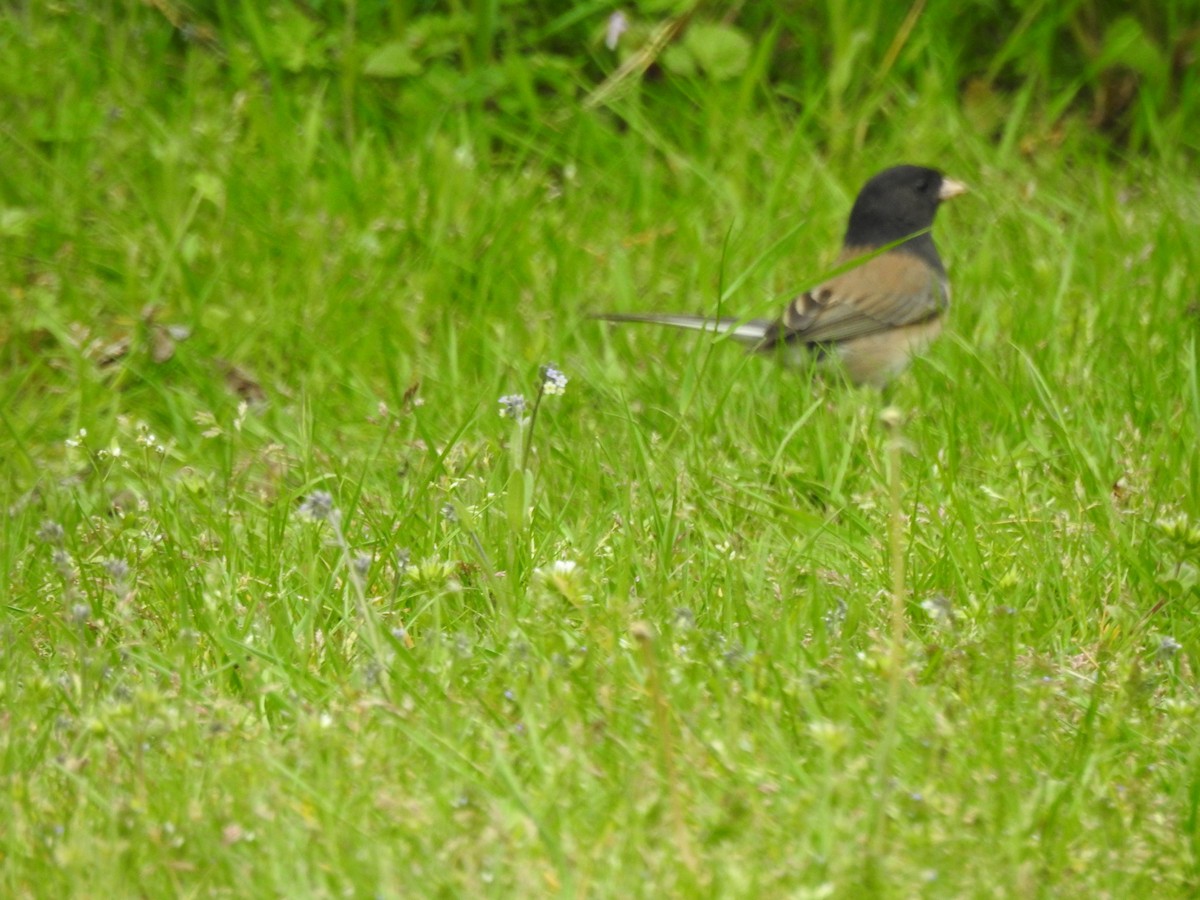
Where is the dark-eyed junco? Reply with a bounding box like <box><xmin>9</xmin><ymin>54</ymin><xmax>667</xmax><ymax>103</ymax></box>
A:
<box><xmin>597</xmin><ymin>165</ymin><xmax>967</xmax><ymax>388</ymax></box>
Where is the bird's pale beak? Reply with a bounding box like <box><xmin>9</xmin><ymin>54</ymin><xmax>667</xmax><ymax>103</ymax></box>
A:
<box><xmin>939</xmin><ymin>178</ymin><xmax>968</xmax><ymax>201</ymax></box>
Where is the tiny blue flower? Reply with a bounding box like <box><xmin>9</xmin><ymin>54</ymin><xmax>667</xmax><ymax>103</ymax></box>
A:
<box><xmin>539</xmin><ymin>364</ymin><xmax>568</xmax><ymax>396</ymax></box>
<box><xmin>299</xmin><ymin>490</ymin><xmax>337</xmax><ymax>521</ymax></box>
<box><xmin>498</xmin><ymin>394</ymin><xmax>527</xmax><ymax>420</ymax></box>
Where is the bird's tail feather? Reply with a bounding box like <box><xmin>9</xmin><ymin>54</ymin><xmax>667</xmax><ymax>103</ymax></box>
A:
<box><xmin>593</xmin><ymin>312</ymin><xmax>772</xmax><ymax>345</ymax></box>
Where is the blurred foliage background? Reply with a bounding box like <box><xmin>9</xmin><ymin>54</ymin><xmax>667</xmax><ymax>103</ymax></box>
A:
<box><xmin>124</xmin><ymin>0</ymin><xmax>1200</xmax><ymax>157</ymax></box>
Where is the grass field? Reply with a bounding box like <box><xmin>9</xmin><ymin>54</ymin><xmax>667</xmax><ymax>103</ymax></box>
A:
<box><xmin>3</xmin><ymin>2</ymin><xmax>1200</xmax><ymax>896</ymax></box>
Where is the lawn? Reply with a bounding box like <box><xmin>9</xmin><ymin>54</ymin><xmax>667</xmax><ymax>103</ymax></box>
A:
<box><xmin>2</xmin><ymin>2</ymin><xmax>1199</xmax><ymax>896</ymax></box>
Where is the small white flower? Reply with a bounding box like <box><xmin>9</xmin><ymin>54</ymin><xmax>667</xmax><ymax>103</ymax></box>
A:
<box><xmin>605</xmin><ymin>10</ymin><xmax>629</xmax><ymax>51</ymax></box>
<box><xmin>539</xmin><ymin>364</ymin><xmax>568</xmax><ymax>396</ymax></box>
<box><xmin>453</xmin><ymin>144</ymin><xmax>475</xmax><ymax>168</ymax></box>
<box><xmin>533</xmin><ymin>559</ymin><xmax>586</xmax><ymax>606</ymax></box>
<box><xmin>920</xmin><ymin>594</ymin><xmax>955</xmax><ymax>625</ymax></box>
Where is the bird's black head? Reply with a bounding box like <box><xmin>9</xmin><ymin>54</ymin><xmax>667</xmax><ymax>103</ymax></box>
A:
<box><xmin>843</xmin><ymin>165</ymin><xmax>965</xmax><ymax>269</ymax></box>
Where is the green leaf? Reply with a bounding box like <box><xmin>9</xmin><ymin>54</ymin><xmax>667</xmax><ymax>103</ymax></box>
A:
<box><xmin>682</xmin><ymin>22</ymin><xmax>752</xmax><ymax>81</ymax></box>
<box><xmin>362</xmin><ymin>42</ymin><xmax>423</xmax><ymax>79</ymax></box>
<box><xmin>267</xmin><ymin>10</ymin><xmax>322</xmax><ymax>73</ymax></box>
<box><xmin>0</xmin><ymin>207</ymin><xmax>34</xmax><ymax>238</ymax></box>
<box><xmin>506</xmin><ymin>468</ymin><xmax>529</xmax><ymax>533</ymax></box>
<box><xmin>660</xmin><ymin>43</ymin><xmax>696</xmax><ymax>77</ymax></box>
<box><xmin>407</xmin><ymin>13</ymin><xmax>475</xmax><ymax>59</ymax></box>
<box><xmin>1098</xmin><ymin>16</ymin><xmax>1166</xmax><ymax>84</ymax></box>
<box><xmin>1158</xmin><ymin>562</ymin><xmax>1199</xmax><ymax>595</ymax></box>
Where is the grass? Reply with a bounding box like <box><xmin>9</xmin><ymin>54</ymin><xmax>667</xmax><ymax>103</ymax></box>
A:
<box><xmin>3</xmin><ymin>2</ymin><xmax>1200</xmax><ymax>896</ymax></box>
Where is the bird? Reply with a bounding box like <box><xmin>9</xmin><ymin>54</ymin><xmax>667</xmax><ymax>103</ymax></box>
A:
<box><xmin>595</xmin><ymin>165</ymin><xmax>968</xmax><ymax>388</ymax></box>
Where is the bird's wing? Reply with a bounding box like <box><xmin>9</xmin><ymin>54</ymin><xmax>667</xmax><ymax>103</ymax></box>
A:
<box><xmin>771</xmin><ymin>249</ymin><xmax>949</xmax><ymax>346</ymax></box>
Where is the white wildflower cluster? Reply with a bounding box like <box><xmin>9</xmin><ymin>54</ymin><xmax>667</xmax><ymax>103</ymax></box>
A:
<box><xmin>403</xmin><ymin>557</ymin><xmax>461</xmax><ymax>591</ymax></box>
<box><xmin>920</xmin><ymin>594</ymin><xmax>955</xmax><ymax>626</ymax></box>
<box><xmin>539</xmin><ymin>364</ymin><xmax>568</xmax><ymax>396</ymax></box>
<box><xmin>533</xmin><ymin>559</ymin><xmax>587</xmax><ymax>607</ymax></box>
<box><xmin>135</xmin><ymin>422</ymin><xmax>167</xmax><ymax>455</ymax></box>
